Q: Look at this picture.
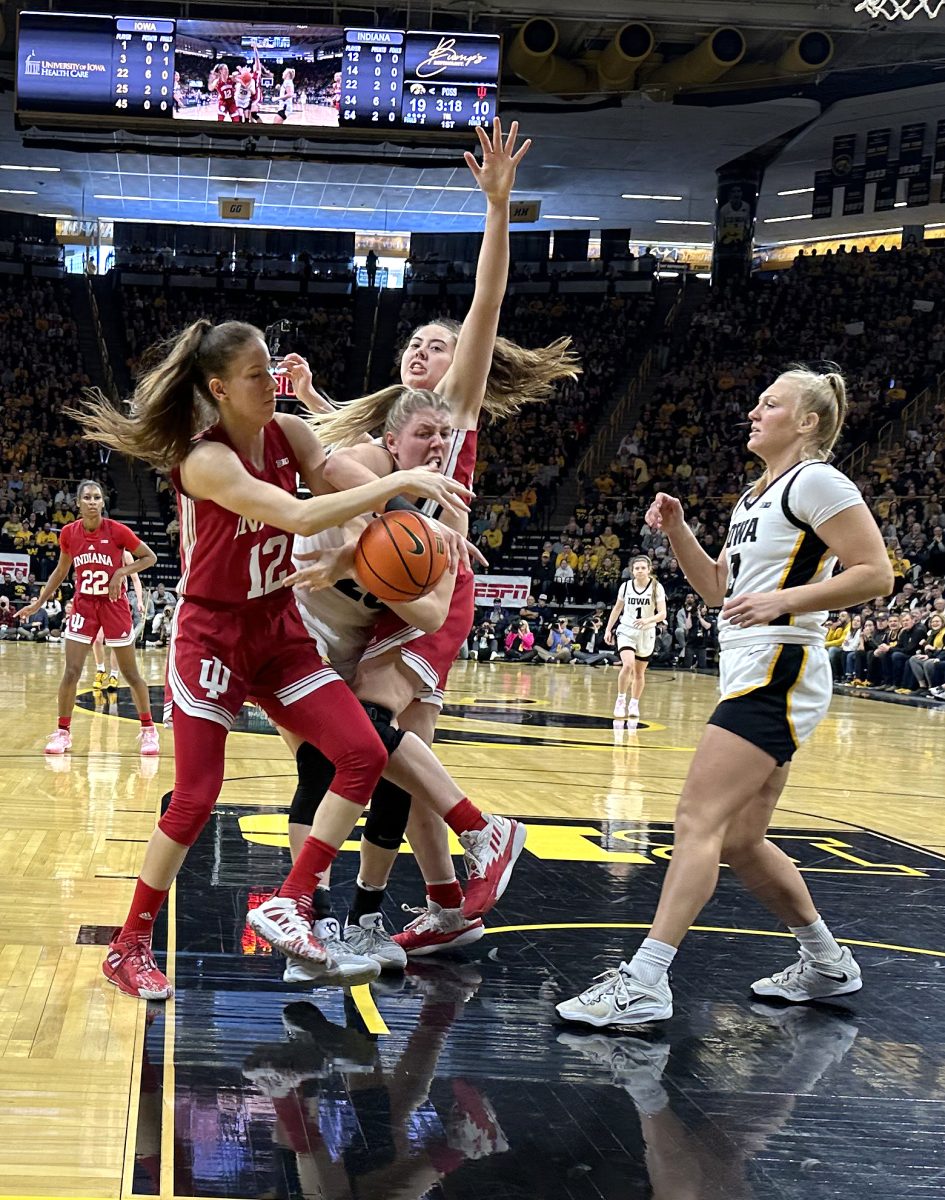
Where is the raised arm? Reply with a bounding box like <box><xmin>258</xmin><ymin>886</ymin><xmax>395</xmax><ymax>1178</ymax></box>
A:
<box><xmin>646</xmin><ymin>493</ymin><xmax>728</xmax><ymax>608</ymax></box>
<box><xmin>437</xmin><ymin>118</ymin><xmax>531</xmax><ymax>427</ymax></box>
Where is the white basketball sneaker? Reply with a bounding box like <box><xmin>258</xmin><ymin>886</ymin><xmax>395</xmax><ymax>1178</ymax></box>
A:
<box><xmin>751</xmin><ymin>946</ymin><xmax>862</xmax><ymax>1002</ymax></box>
<box><xmin>283</xmin><ymin>918</ymin><xmax>380</xmax><ymax>987</ymax></box>
<box><xmin>344</xmin><ymin>911</ymin><xmax>408</xmax><ymax>971</ymax></box>
<box><xmin>613</xmin><ymin>696</ymin><xmax>628</xmax><ymax>719</ymax></box>
<box><xmin>556</xmin><ymin>964</ymin><xmax>673</xmax><ymax>1028</ymax></box>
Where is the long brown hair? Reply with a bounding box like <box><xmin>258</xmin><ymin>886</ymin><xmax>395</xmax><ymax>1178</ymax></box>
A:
<box><xmin>66</xmin><ymin>320</ymin><xmax>263</xmax><ymax>472</ymax></box>
<box><xmin>749</xmin><ymin>363</ymin><xmax>849</xmax><ymax>497</ymax></box>
<box><xmin>314</xmin><ymin>317</ymin><xmax>581</xmax><ymax>447</ymax></box>
<box><xmin>408</xmin><ymin>317</ymin><xmax>581</xmax><ymax>421</ymax></box>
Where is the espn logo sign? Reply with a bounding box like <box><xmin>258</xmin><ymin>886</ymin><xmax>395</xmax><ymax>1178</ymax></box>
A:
<box><xmin>509</xmin><ymin>199</ymin><xmax>541</xmax><ymax>223</ymax></box>
<box><xmin>218</xmin><ymin>197</ymin><xmax>255</xmax><ymax>221</ymax></box>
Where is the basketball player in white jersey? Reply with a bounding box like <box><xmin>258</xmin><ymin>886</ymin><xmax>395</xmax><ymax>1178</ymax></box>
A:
<box><xmin>605</xmin><ymin>555</ymin><xmax>666</xmax><ymax>723</ymax></box>
<box><xmin>273</xmin><ymin>68</ymin><xmax>295</xmax><ymax>124</ymax></box>
<box><xmin>558</xmin><ymin>364</ymin><xmax>894</xmax><ymax>1029</ymax></box>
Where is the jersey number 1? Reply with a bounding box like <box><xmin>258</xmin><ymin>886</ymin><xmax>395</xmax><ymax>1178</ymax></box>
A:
<box><xmin>248</xmin><ymin>535</ymin><xmax>289</xmax><ymax>599</ymax></box>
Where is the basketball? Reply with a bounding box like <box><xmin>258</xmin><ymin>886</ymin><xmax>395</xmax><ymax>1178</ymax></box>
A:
<box><xmin>354</xmin><ymin>512</ymin><xmax>448</xmax><ymax>603</ymax></box>
<box><xmin>240</xmin><ymin>68</ymin><xmax>252</xmax><ymax>84</ymax></box>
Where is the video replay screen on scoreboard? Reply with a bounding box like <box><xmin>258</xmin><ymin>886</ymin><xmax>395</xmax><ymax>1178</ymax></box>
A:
<box><xmin>15</xmin><ymin>12</ymin><xmax>500</xmax><ymax>134</ymax></box>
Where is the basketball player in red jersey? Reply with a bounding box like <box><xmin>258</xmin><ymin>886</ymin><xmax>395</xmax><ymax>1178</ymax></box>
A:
<box><xmin>209</xmin><ymin>63</ymin><xmax>237</xmax><ymax>122</ymax></box>
<box><xmin>70</xmin><ymin>319</ymin><xmax>520</xmax><ymax>1002</ymax></box>
<box><xmin>17</xmin><ymin>480</ymin><xmax>158</xmax><ymax>756</ymax></box>
<box><xmin>289</xmin><ymin>118</ymin><xmax>580</xmax><ymax>960</ymax></box>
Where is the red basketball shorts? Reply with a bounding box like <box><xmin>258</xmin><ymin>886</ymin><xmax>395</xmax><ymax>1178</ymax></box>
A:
<box><xmin>359</xmin><ymin>569</ymin><xmax>475</xmax><ymax>707</ymax></box>
<box><xmin>64</xmin><ymin>594</ymin><xmax>135</xmax><ymax>647</ymax></box>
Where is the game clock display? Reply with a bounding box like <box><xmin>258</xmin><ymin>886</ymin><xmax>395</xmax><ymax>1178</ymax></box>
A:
<box><xmin>16</xmin><ymin>12</ymin><xmax>500</xmax><ymax>136</ymax></box>
<box><xmin>341</xmin><ymin>29</ymin><xmax>499</xmax><ymax>130</ymax></box>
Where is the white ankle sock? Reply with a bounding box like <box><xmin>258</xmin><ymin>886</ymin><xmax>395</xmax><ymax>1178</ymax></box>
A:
<box><xmin>789</xmin><ymin>916</ymin><xmax>842</xmax><ymax>962</ymax></box>
<box><xmin>627</xmin><ymin>937</ymin><xmax>677</xmax><ymax>987</ymax></box>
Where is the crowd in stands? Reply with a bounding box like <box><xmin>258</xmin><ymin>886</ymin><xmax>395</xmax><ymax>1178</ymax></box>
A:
<box><xmin>0</xmin><ymin>277</ymin><xmax>115</xmax><ymax>600</ymax></box>
<box><xmin>120</xmin><ymin>287</ymin><xmax>354</xmax><ymax>400</ymax></box>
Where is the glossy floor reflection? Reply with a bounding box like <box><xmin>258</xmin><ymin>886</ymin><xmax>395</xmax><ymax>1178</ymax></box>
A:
<box><xmin>152</xmin><ymin>808</ymin><xmax>945</xmax><ymax>1200</ymax></box>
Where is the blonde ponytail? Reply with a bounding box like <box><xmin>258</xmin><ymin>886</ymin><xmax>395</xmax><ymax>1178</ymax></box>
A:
<box><xmin>749</xmin><ymin>362</ymin><xmax>849</xmax><ymax>496</ymax></box>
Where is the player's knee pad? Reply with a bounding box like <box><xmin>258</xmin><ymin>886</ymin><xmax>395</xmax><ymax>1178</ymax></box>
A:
<box><xmin>288</xmin><ymin>742</ymin><xmax>335</xmax><ymax>826</ymax></box>
<box><xmin>362</xmin><ymin>778</ymin><xmax>412</xmax><ymax>851</ymax></box>
<box><xmin>157</xmin><ymin>787</ymin><xmax>217</xmax><ymax>847</ymax></box>
<box><xmin>360</xmin><ymin>701</ymin><xmax>406</xmax><ymax>756</ymax></box>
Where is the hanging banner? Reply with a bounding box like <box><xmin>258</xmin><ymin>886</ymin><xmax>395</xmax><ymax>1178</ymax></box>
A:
<box><xmin>812</xmin><ymin>170</ymin><xmax>834</xmax><ymax>219</ymax></box>
<box><xmin>934</xmin><ymin>118</ymin><xmax>945</xmax><ymax>176</ymax></box>
<box><xmin>898</xmin><ymin>123</ymin><xmax>926</xmax><ymax>177</ymax></box>
<box><xmin>865</xmin><ymin>128</ymin><xmax>892</xmax><ymax>182</ymax></box>
<box><xmin>0</xmin><ymin>552</ymin><xmax>31</xmax><ymax>581</ymax></box>
<box><xmin>906</xmin><ymin>156</ymin><xmax>933</xmax><ymax>207</ymax></box>
<box><xmin>842</xmin><ymin>166</ymin><xmax>866</xmax><ymax>216</ymax></box>
<box><xmin>874</xmin><ymin>171</ymin><xmax>899</xmax><ymax>212</ymax></box>
<box><xmin>831</xmin><ymin>133</ymin><xmax>857</xmax><ymax>183</ymax></box>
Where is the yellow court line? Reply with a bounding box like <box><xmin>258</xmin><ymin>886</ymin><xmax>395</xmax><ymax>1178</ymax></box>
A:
<box><xmin>349</xmin><ymin>983</ymin><xmax>389</xmax><ymax>1035</ymax></box>
<box><xmin>482</xmin><ymin>922</ymin><xmax>945</xmax><ymax>959</ymax></box>
<box><xmin>160</xmin><ymin>885</ymin><xmax>178</xmax><ymax>1200</ymax></box>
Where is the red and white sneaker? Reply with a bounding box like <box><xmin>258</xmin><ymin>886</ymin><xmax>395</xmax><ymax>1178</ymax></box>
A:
<box><xmin>103</xmin><ymin>937</ymin><xmax>173</xmax><ymax>1000</ymax></box>
<box><xmin>138</xmin><ymin>725</ymin><xmax>160</xmax><ymax>756</ymax></box>
<box><xmin>45</xmin><ymin>728</ymin><xmax>72</xmax><ymax>755</ymax></box>
<box><xmin>394</xmin><ymin>901</ymin><xmax>485</xmax><ymax>958</ymax></box>
<box><xmin>460</xmin><ymin>815</ymin><xmax>526</xmax><ymax>919</ymax></box>
<box><xmin>446</xmin><ymin>1079</ymin><xmax>509</xmax><ymax>1159</ymax></box>
<box><xmin>246</xmin><ymin>894</ymin><xmax>331</xmax><ymax>965</ymax></box>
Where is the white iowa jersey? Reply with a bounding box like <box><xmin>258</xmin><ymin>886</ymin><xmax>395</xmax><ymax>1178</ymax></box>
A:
<box><xmin>717</xmin><ymin>459</ymin><xmax>863</xmax><ymax>650</ymax></box>
<box><xmin>616</xmin><ymin>578</ymin><xmax>665</xmax><ymax>632</ymax></box>
<box><xmin>292</xmin><ymin>523</ymin><xmax>384</xmax><ymax>678</ymax></box>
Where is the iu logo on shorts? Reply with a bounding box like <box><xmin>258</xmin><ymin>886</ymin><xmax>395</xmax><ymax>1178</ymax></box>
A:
<box><xmin>199</xmin><ymin>657</ymin><xmax>231</xmax><ymax>700</ymax></box>
<box><xmin>68</xmin><ymin>612</ymin><xmax>85</xmax><ymax>633</ymax></box>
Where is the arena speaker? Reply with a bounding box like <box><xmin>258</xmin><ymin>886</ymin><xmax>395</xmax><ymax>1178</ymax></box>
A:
<box><xmin>646</xmin><ymin>27</ymin><xmax>746</xmax><ymax>89</ymax></box>
<box><xmin>726</xmin><ymin>31</ymin><xmax>834</xmax><ymax>83</ymax></box>
<box><xmin>505</xmin><ymin>18</ymin><xmax>591</xmax><ymax>96</ymax></box>
<box><xmin>595</xmin><ymin>23</ymin><xmax>655</xmax><ymax>91</ymax></box>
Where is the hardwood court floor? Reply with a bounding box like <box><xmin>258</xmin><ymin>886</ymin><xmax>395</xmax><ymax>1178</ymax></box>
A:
<box><xmin>1</xmin><ymin>641</ymin><xmax>943</xmax><ymax>1199</ymax></box>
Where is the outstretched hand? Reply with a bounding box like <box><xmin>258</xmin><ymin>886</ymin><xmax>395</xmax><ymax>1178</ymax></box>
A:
<box><xmin>464</xmin><ymin>117</ymin><xmax>531</xmax><ymax>204</ymax></box>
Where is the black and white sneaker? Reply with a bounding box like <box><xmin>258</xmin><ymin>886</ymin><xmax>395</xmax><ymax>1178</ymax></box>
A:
<box><xmin>751</xmin><ymin>946</ymin><xmax>862</xmax><ymax>1002</ymax></box>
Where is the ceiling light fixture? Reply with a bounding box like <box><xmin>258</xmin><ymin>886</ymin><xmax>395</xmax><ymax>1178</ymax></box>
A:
<box><xmin>0</xmin><ymin>164</ymin><xmax>61</xmax><ymax>173</ymax></box>
<box><xmin>621</xmin><ymin>193</ymin><xmax>683</xmax><ymax>201</ymax></box>
<box><xmin>776</xmin><ymin>187</ymin><xmax>814</xmax><ymax>196</ymax></box>
<box><xmin>654</xmin><ymin>219</ymin><xmax>712</xmax><ymax>226</ymax></box>
<box><xmin>763</xmin><ymin>214</ymin><xmax>813</xmax><ymax>223</ymax></box>
<box><xmin>893</xmin><ymin>201</ymin><xmax>908</xmax><ymax>208</ymax></box>
<box><xmin>0</xmin><ymin>188</ymin><xmax>38</xmax><ymax>195</ymax></box>
<box><xmin>543</xmin><ymin>214</ymin><xmax>600</xmax><ymax>221</ymax></box>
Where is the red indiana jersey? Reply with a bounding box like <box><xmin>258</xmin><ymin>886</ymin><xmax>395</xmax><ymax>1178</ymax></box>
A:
<box><xmin>213</xmin><ymin>78</ymin><xmax>236</xmax><ymax>106</ymax></box>
<box><xmin>418</xmin><ymin>427</ymin><xmax>477</xmax><ymax>522</ymax></box>
<box><xmin>59</xmin><ymin>518</ymin><xmax>141</xmax><ymax>600</ymax></box>
<box><xmin>171</xmin><ymin>420</ymin><xmax>301</xmax><ymax>607</ymax></box>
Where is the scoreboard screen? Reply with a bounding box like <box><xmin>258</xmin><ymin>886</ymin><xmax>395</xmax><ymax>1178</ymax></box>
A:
<box><xmin>16</xmin><ymin>12</ymin><xmax>500</xmax><ymax>136</ymax></box>
<box><xmin>17</xmin><ymin>12</ymin><xmax>174</xmax><ymax>118</ymax></box>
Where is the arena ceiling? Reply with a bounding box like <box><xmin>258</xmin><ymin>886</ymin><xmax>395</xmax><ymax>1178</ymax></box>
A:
<box><xmin>0</xmin><ymin>0</ymin><xmax>944</xmax><ymax>245</ymax></box>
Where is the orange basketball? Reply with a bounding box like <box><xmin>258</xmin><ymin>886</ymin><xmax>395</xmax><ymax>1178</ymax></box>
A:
<box><xmin>240</xmin><ymin>68</ymin><xmax>253</xmax><ymax>85</ymax></box>
<box><xmin>354</xmin><ymin>512</ymin><xmax>448</xmax><ymax>603</ymax></box>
